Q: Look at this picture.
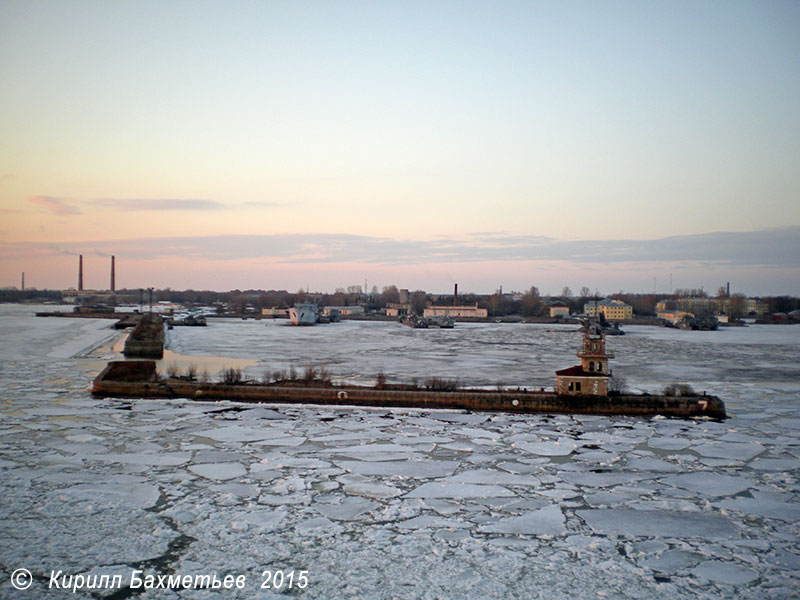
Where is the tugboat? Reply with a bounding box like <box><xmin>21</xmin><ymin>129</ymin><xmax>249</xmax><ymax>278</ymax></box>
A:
<box><xmin>400</xmin><ymin>313</ymin><xmax>430</xmax><ymax>328</ymax></box>
<box><xmin>580</xmin><ymin>314</ymin><xmax>624</xmax><ymax>336</ymax></box>
<box><xmin>678</xmin><ymin>314</ymin><xmax>719</xmax><ymax>331</ymax></box>
<box><xmin>429</xmin><ymin>316</ymin><xmax>455</xmax><ymax>328</ymax></box>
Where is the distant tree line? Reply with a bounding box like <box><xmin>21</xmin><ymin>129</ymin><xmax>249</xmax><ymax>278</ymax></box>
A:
<box><xmin>0</xmin><ymin>289</ymin><xmax>62</xmax><ymax>303</ymax></box>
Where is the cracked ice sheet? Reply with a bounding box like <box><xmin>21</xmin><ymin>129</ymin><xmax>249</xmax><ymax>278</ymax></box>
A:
<box><xmin>0</xmin><ymin>510</ymin><xmax>175</xmax><ymax>574</ymax></box>
<box><xmin>4</xmin><ymin>308</ymin><xmax>800</xmax><ymax>599</ymax></box>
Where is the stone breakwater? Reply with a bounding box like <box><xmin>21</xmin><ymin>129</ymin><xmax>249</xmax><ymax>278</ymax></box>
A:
<box><xmin>93</xmin><ymin>361</ymin><xmax>726</xmax><ymax>419</ymax></box>
<box><xmin>123</xmin><ymin>314</ymin><xmax>165</xmax><ymax>359</ymax></box>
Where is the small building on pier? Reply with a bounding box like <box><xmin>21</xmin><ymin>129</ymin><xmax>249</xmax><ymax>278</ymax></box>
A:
<box><xmin>556</xmin><ymin>325</ymin><xmax>614</xmax><ymax>396</ymax></box>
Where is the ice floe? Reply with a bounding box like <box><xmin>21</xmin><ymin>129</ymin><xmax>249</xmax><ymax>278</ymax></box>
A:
<box><xmin>660</xmin><ymin>472</ymin><xmax>755</xmax><ymax>497</ymax></box>
<box><xmin>405</xmin><ymin>482</ymin><xmax>517</xmax><ymax>499</ymax></box>
<box><xmin>334</xmin><ymin>459</ymin><xmax>459</xmax><ymax>479</ymax></box>
<box><xmin>188</xmin><ymin>462</ymin><xmax>247</xmax><ymax>480</ymax></box>
<box><xmin>514</xmin><ymin>437</ymin><xmax>579</xmax><ymax>456</ymax></box>
<box><xmin>691</xmin><ymin>560</ymin><xmax>758</xmax><ymax>585</ymax></box>
<box><xmin>479</xmin><ymin>505</ymin><xmax>566</xmax><ymax>536</ymax></box>
<box><xmin>577</xmin><ymin>508</ymin><xmax>740</xmax><ymax>538</ymax></box>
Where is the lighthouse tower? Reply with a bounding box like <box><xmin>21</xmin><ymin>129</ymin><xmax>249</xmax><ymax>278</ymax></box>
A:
<box><xmin>577</xmin><ymin>325</ymin><xmax>614</xmax><ymax>375</ymax></box>
<box><xmin>556</xmin><ymin>324</ymin><xmax>614</xmax><ymax>396</ymax></box>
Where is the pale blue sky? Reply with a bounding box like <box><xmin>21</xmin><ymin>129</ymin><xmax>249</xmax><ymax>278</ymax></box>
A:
<box><xmin>1</xmin><ymin>1</ymin><xmax>799</xmax><ymax>293</ymax></box>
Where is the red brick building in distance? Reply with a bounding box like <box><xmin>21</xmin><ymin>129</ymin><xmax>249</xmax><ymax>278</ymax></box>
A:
<box><xmin>556</xmin><ymin>325</ymin><xmax>614</xmax><ymax>396</ymax></box>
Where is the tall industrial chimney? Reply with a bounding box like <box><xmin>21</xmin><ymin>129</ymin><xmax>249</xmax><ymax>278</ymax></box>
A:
<box><xmin>726</xmin><ymin>282</ymin><xmax>730</xmax><ymax>297</ymax></box>
<box><xmin>21</xmin><ymin>272</ymin><xmax>25</xmax><ymax>291</ymax></box>
<box><xmin>454</xmin><ymin>283</ymin><xmax>458</xmax><ymax>306</ymax></box>
<box><xmin>111</xmin><ymin>256</ymin><xmax>116</xmax><ymax>292</ymax></box>
<box><xmin>78</xmin><ymin>255</ymin><xmax>83</xmax><ymax>291</ymax></box>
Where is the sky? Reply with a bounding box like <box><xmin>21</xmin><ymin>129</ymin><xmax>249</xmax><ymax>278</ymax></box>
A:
<box><xmin>1</xmin><ymin>0</ymin><xmax>799</xmax><ymax>296</ymax></box>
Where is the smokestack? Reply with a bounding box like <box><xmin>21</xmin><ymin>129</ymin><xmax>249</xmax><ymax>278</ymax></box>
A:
<box><xmin>111</xmin><ymin>256</ymin><xmax>116</xmax><ymax>292</ymax></box>
<box><xmin>726</xmin><ymin>282</ymin><xmax>730</xmax><ymax>297</ymax></box>
<box><xmin>78</xmin><ymin>255</ymin><xmax>83</xmax><ymax>291</ymax></box>
<box><xmin>21</xmin><ymin>272</ymin><xmax>24</xmax><ymax>291</ymax></box>
<box><xmin>454</xmin><ymin>283</ymin><xmax>458</xmax><ymax>306</ymax></box>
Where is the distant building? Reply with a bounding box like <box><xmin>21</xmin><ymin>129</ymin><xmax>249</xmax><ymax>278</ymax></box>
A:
<box><xmin>423</xmin><ymin>304</ymin><xmax>488</xmax><ymax>319</ymax></box>
<box><xmin>548</xmin><ymin>301</ymin><xmax>570</xmax><ymax>318</ymax></box>
<box><xmin>556</xmin><ymin>327</ymin><xmax>614</xmax><ymax>396</ymax></box>
<box><xmin>322</xmin><ymin>305</ymin><xmax>364</xmax><ymax>316</ymax></box>
<box><xmin>62</xmin><ymin>289</ymin><xmax>115</xmax><ymax>304</ymax></box>
<box><xmin>583</xmin><ymin>298</ymin><xmax>633</xmax><ymax>321</ymax></box>
<box><xmin>656</xmin><ymin>298</ymin><xmax>716</xmax><ymax>315</ymax></box>
<box><xmin>262</xmin><ymin>307</ymin><xmax>290</xmax><ymax>317</ymax></box>
<box><xmin>656</xmin><ymin>297</ymin><xmax>768</xmax><ymax>316</ymax></box>
<box><xmin>721</xmin><ymin>297</ymin><xmax>768</xmax><ymax>316</ymax></box>
<box><xmin>385</xmin><ymin>303</ymin><xmax>410</xmax><ymax>317</ymax></box>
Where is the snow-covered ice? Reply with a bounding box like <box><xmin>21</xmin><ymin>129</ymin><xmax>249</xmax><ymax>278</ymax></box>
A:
<box><xmin>1</xmin><ymin>308</ymin><xmax>799</xmax><ymax>598</ymax></box>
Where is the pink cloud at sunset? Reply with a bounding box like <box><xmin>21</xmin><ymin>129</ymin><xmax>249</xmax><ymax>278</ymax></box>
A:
<box><xmin>28</xmin><ymin>196</ymin><xmax>82</xmax><ymax>216</ymax></box>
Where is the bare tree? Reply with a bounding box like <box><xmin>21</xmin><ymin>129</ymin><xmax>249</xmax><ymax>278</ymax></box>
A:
<box><xmin>381</xmin><ymin>285</ymin><xmax>400</xmax><ymax>305</ymax></box>
<box><xmin>410</xmin><ymin>290</ymin><xmax>428</xmax><ymax>315</ymax></box>
<box><xmin>726</xmin><ymin>293</ymin><xmax>747</xmax><ymax>321</ymax></box>
<box><xmin>520</xmin><ymin>286</ymin><xmax>543</xmax><ymax>317</ymax></box>
<box><xmin>562</xmin><ymin>286</ymin><xmax>573</xmax><ymax>298</ymax></box>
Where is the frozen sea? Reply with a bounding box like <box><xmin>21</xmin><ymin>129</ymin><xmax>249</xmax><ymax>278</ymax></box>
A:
<box><xmin>0</xmin><ymin>304</ymin><xmax>798</xmax><ymax>599</ymax></box>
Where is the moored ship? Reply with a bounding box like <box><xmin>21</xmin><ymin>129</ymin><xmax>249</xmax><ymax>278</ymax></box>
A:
<box><xmin>289</xmin><ymin>302</ymin><xmax>319</xmax><ymax>326</ymax></box>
